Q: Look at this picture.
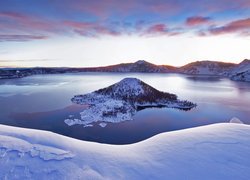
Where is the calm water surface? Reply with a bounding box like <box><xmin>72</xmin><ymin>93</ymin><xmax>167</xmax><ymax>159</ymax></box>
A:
<box><xmin>0</xmin><ymin>73</ymin><xmax>250</xmax><ymax>144</ymax></box>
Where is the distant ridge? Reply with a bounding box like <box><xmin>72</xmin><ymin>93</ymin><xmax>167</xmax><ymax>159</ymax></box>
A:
<box><xmin>81</xmin><ymin>60</ymin><xmax>177</xmax><ymax>73</ymax></box>
<box><xmin>0</xmin><ymin>59</ymin><xmax>250</xmax><ymax>82</ymax></box>
<box><xmin>178</xmin><ymin>60</ymin><xmax>236</xmax><ymax>75</ymax></box>
<box><xmin>229</xmin><ymin>59</ymin><xmax>250</xmax><ymax>82</ymax></box>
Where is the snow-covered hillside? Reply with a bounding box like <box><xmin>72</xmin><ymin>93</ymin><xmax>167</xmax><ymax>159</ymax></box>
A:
<box><xmin>179</xmin><ymin>60</ymin><xmax>235</xmax><ymax>75</ymax></box>
<box><xmin>88</xmin><ymin>60</ymin><xmax>176</xmax><ymax>73</ymax></box>
<box><xmin>66</xmin><ymin>78</ymin><xmax>196</xmax><ymax>127</ymax></box>
<box><xmin>230</xmin><ymin>70</ymin><xmax>250</xmax><ymax>82</ymax></box>
<box><xmin>0</xmin><ymin>123</ymin><xmax>250</xmax><ymax>179</ymax></box>
<box><xmin>228</xmin><ymin>59</ymin><xmax>250</xmax><ymax>82</ymax></box>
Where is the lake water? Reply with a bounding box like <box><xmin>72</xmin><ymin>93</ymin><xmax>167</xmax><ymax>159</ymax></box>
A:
<box><xmin>0</xmin><ymin>72</ymin><xmax>250</xmax><ymax>144</ymax></box>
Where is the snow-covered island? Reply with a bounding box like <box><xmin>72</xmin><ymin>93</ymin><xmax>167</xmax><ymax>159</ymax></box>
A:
<box><xmin>0</xmin><ymin>123</ymin><xmax>250</xmax><ymax>179</ymax></box>
<box><xmin>65</xmin><ymin>78</ymin><xmax>196</xmax><ymax>127</ymax></box>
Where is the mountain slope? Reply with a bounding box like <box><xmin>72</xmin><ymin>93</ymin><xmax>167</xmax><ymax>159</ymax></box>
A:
<box><xmin>228</xmin><ymin>59</ymin><xmax>250</xmax><ymax>82</ymax></box>
<box><xmin>1</xmin><ymin>59</ymin><xmax>250</xmax><ymax>82</ymax></box>
<box><xmin>81</xmin><ymin>60</ymin><xmax>176</xmax><ymax>73</ymax></box>
<box><xmin>0</xmin><ymin>123</ymin><xmax>250</xmax><ymax>179</ymax></box>
<box><xmin>95</xmin><ymin>77</ymin><xmax>177</xmax><ymax>103</ymax></box>
<box><xmin>179</xmin><ymin>60</ymin><xmax>236</xmax><ymax>75</ymax></box>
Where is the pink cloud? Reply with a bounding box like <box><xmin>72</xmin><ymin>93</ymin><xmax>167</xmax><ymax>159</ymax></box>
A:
<box><xmin>209</xmin><ymin>18</ymin><xmax>250</xmax><ymax>35</ymax></box>
<box><xmin>57</xmin><ymin>0</ymin><xmax>180</xmax><ymax>19</ymax></box>
<box><xmin>63</xmin><ymin>21</ymin><xmax>93</xmax><ymax>29</ymax></box>
<box><xmin>63</xmin><ymin>20</ymin><xmax>120</xmax><ymax>37</ymax></box>
<box><xmin>0</xmin><ymin>34</ymin><xmax>48</xmax><ymax>41</ymax></box>
<box><xmin>186</xmin><ymin>16</ymin><xmax>211</xmax><ymax>26</ymax></box>
<box><xmin>63</xmin><ymin>0</ymin><xmax>250</xmax><ymax>19</ymax></box>
<box><xmin>63</xmin><ymin>0</ymin><xmax>136</xmax><ymax>18</ymax></box>
<box><xmin>142</xmin><ymin>23</ymin><xmax>182</xmax><ymax>36</ymax></box>
<box><xmin>0</xmin><ymin>11</ymin><xmax>58</xmax><ymax>33</ymax></box>
<box><xmin>147</xmin><ymin>24</ymin><xmax>167</xmax><ymax>34</ymax></box>
<box><xmin>0</xmin><ymin>12</ymin><xmax>29</xmax><ymax>20</ymax></box>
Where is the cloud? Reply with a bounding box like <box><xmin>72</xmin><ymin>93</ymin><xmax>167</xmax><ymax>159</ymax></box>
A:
<box><xmin>142</xmin><ymin>23</ymin><xmax>182</xmax><ymax>36</ymax></box>
<box><xmin>145</xmin><ymin>24</ymin><xmax>168</xmax><ymax>34</ymax></box>
<box><xmin>58</xmin><ymin>0</ymin><xmax>250</xmax><ymax>18</ymax></box>
<box><xmin>208</xmin><ymin>18</ymin><xmax>250</xmax><ymax>35</ymax></box>
<box><xmin>0</xmin><ymin>11</ymin><xmax>60</xmax><ymax>36</ymax></box>
<box><xmin>0</xmin><ymin>35</ymin><xmax>48</xmax><ymax>42</ymax></box>
<box><xmin>62</xmin><ymin>0</ymin><xmax>176</xmax><ymax>16</ymax></box>
<box><xmin>63</xmin><ymin>21</ymin><xmax>120</xmax><ymax>37</ymax></box>
<box><xmin>0</xmin><ymin>11</ymin><xmax>28</xmax><ymax>20</ymax></box>
<box><xmin>0</xmin><ymin>59</ymin><xmax>56</xmax><ymax>62</ymax></box>
<box><xmin>186</xmin><ymin>16</ymin><xmax>211</xmax><ymax>26</ymax></box>
<box><xmin>1</xmin><ymin>1</ymin><xmax>250</xmax><ymax>40</ymax></box>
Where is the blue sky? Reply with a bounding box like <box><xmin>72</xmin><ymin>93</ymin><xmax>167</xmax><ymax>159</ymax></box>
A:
<box><xmin>0</xmin><ymin>0</ymin><xmax>250</xmax><ymax>67</ymax></box>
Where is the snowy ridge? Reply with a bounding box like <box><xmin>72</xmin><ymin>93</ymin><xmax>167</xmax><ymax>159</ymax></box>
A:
<box><xmin>67</xmin><ymin>78</ymin><xmax>196</xmax><ymax>127</ymax></box>
<box><xmin>230</xmin><ymin>69</ymin><xmax>250</xmax><ymax>82</ymax></box>
<box><xmin>179</xmin><ymin>59</ymin><xmax>250</xmax><ymax>82</ymax></box>
<box><xmin>228</xmin><ymin>59</ymin><xmax>250</xmax><ymax>82</ymax></box>
<box><xmin>1</xmin><ymin>59</ymin><xmax>250</xmax><ymax>82</ymax></box>
<box><xmin>229</xmin><ymin>59</ymin><xmax>250</xmax><ymax>75</ymax></box>
<box><xmin>98</xmin><ymin>78</ymin><xmax>145</xmax><ymax>97</ymax></box>
<box><xmin>0</xmin><ymin>123</ymin><xmax>250</xmax><ymax>179</ymax></box>
<box><xmin>179</xmin><ymin>60</ymin><xmax>235</xmax><ymax>75</ymax></box>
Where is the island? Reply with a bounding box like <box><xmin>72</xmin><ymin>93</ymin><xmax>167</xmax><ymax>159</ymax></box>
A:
<box><xmin>64</xmin><ymin>78</ymin><xmax>196</xmax><ymax>127</ymax></box>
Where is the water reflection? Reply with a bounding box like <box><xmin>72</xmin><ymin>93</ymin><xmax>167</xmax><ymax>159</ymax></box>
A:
<box><xmin>185</xmin><ymin>75</ymin><xmax>222</xmax><ymax>82</ymax></box>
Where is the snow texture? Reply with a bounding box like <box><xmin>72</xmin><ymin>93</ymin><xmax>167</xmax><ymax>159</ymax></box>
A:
<box><xmin>0</xmin><ymin>123</ymin><xmax>250</xmax><ymax>179</ymax></box>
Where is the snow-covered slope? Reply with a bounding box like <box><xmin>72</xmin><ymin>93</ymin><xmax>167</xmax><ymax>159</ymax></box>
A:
<box><xmin>229</xmin><ymin>59</ymin><xmax>250</xmax><ymax>75</ymax></box>
<box><xmin>66</xmin><ymin>78</ymin><xmax>196</xmax><ymax>127</ymax></box>
<box><xmin>178</xmin><ymin>59</ymin><xmax>250</xmax><ymax>82</ymax></box>
<box><xmin>84</xmin><ymin>60</ymin><xmax>176</xmax><ymax>73</ymax></box>
<box><xmin>179</xmin><ymin>60</ymin><xmax>235</xmax><ymax>75</ymax></box>
<box><xmin>0</xmin><ymin>123</ymin><xmax>250</xmax><ymax>179</ymax></box>
<box><xmin>230</xmin><ymin>69</ymin><xmax>250</xmax><ymax>82</ymax></box>
<box><xmin>228</xmin><ymin>59</ymin><xmax>250</xmax><ymax>82</ymax></box>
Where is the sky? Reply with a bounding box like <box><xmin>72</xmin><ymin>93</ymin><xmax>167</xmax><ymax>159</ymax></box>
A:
<box><xmin>0</xmin><ymin>0</ymin><xmax>250</xmax><ymax>67</ymax></box>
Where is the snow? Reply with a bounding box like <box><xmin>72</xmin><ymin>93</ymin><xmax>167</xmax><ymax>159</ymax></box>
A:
<box><xmin>229</xmin><ymin>59</ymin><xmax>250</xmax><ymax>75</ymax></box>
<box><xmin>99</xmin><ymin>122</ymin><xmax>107</xmax><ymax>128</ymax></box>
<box><xmin>0</xmin><ymin>135</ymin><xmax>74</xmax><ymax>161</ymax></box>
<box><xmin>68</xmin><ymin>115</ymin><xmax>74</xmax><ymax>118</ymax></box>
<box><xmin>230</xmin><ymin>69</ymin><xmax>250</xmax><ymax>82</ymax></box>
<box><xmin>180</xmin><ymin>61</ymin><xmax>234</xmax><ymax>75</ymax></box>
<box><xmin>109</xmin><ymin>78</ymin><xmax>145</xmax><ymax>96</ymax></box>
<box><xmin>68</xmin><ymin>96</ymin><xmax>136</xmax><ymax>126</ymax></box>
<box><xmin>84</xmin><ymin>124</ymin><xmax>93</xmax><ymax>128</ymax></box>
<box><xmin>64</xmin><ymin>118</ymin><xmax>85</xmax><ymax>126</ymax></box>
<box><xmin>0</xmin><ymin>123</ymin><xmax>250</xmax><ymax>179</ymax></box>
<box><xmin>229</xmin><ymin>117</ymin><xmax>244</xmax><ymax>124</ymax></box>
<box><xmin>228</xmin><ymin>59</ymin><xmax>250</xmax><ymax>82</ymax></box>
<box><xmin>179</xmin><ymin>60</ymin><xmax>250</xmax><ymax>82</ymax></box>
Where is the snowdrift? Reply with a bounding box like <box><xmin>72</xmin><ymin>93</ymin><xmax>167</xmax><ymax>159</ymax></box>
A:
<box><xmin>0</xmin><ymin>123</ymin><xmax>250</xmax><ymax>179</ymax></box>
